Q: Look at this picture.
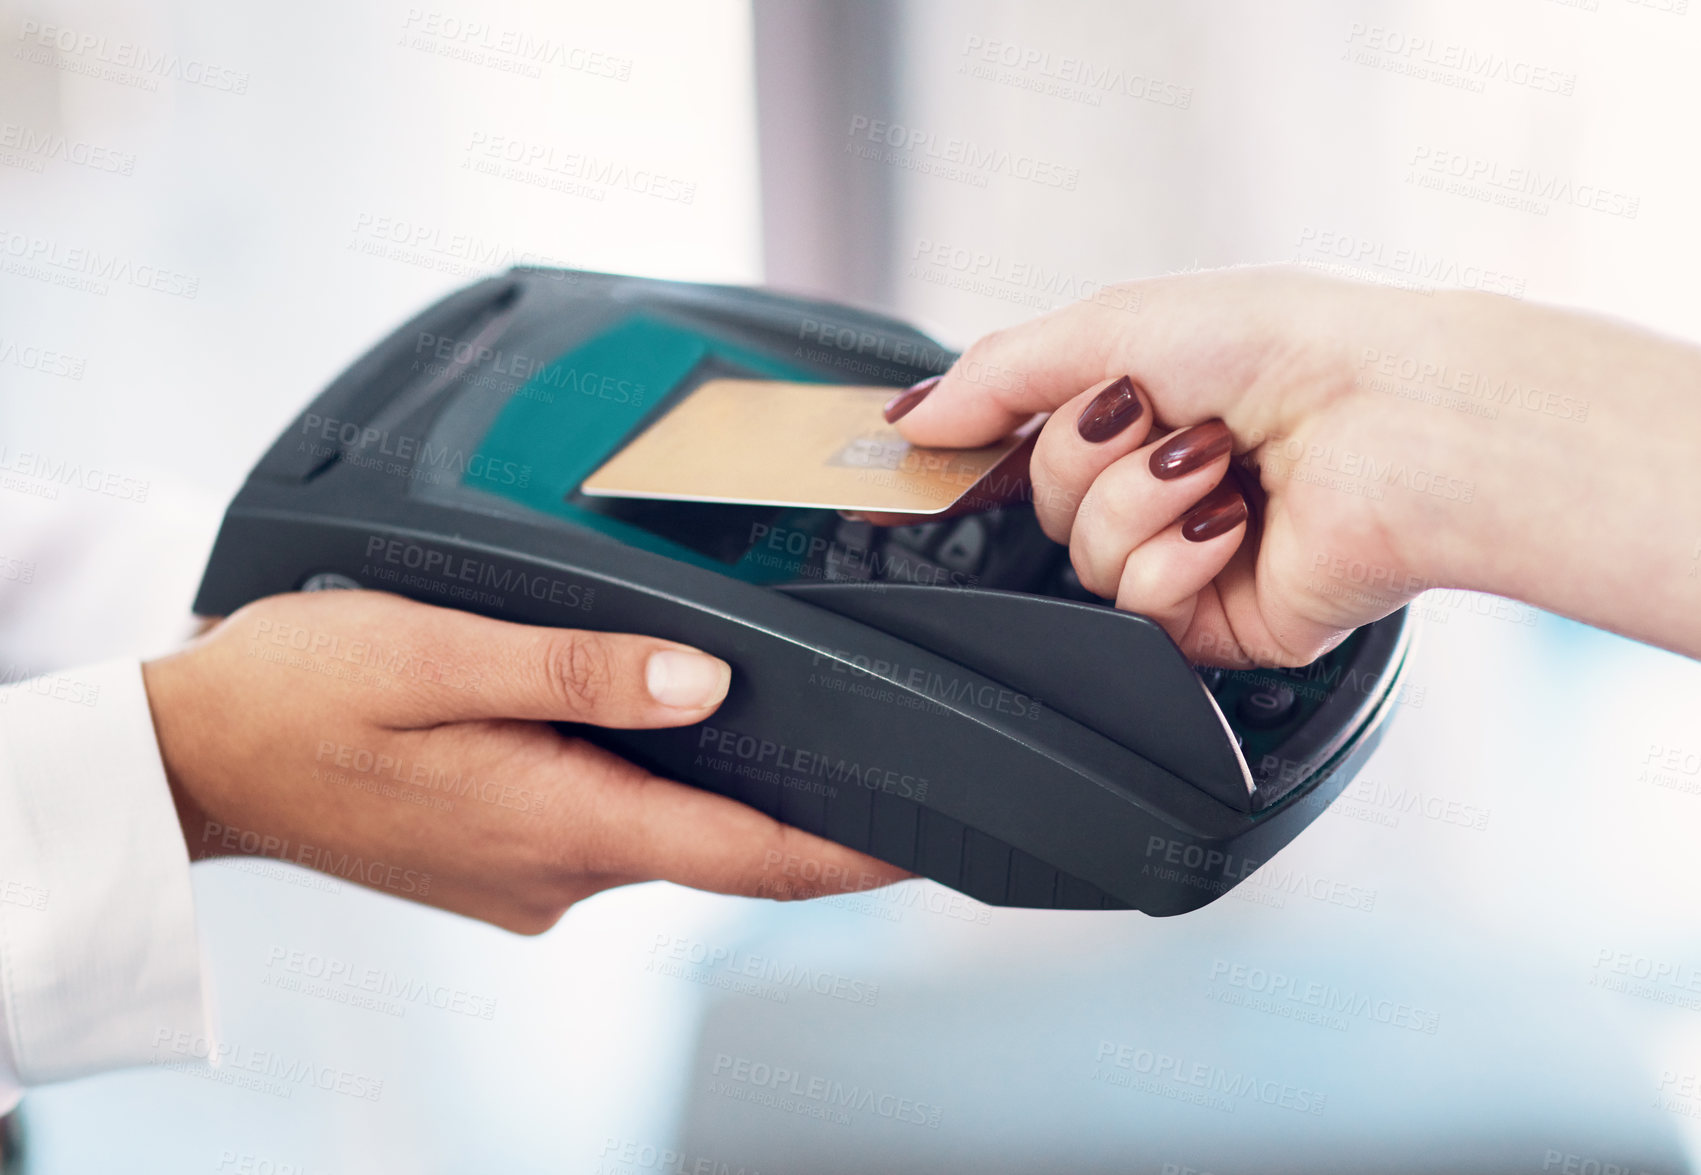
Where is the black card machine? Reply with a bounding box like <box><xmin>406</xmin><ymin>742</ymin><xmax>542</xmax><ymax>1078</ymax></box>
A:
<box><xmin>195</xmin><ymin>268</ymin><xmax>1411</xmax><ymax>914</ymax></box>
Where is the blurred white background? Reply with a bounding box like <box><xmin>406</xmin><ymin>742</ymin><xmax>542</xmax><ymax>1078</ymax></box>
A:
<box><xmin>4</xmin><ymin>0</ymin><xmax>1701</xmax><ymax>1171</ymax></box>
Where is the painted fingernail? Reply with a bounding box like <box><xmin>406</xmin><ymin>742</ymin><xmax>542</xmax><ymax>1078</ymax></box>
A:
<box><xmin>1149</xmin><ymin>419</ymin><xmax>1233</xmax><ymax>480</ymax></box>
<box><xmin>1180</xmin><ymin>483</ymin><xmax>1249</xmax><ymax>543</ymax></box>
<box><xmin>1075</xmin><ymin>375</ymin><xmax>1145</xmax><ymax>443</ymax></box>
<box><xmin>883</xmin><ymin>375</ymin><xmax>941</xmax><ymax>423</ymax></box>
<box><xmin>646</xmin><ymin>649</ymin><xmax>731</xmax><ymax>709</ymax></box>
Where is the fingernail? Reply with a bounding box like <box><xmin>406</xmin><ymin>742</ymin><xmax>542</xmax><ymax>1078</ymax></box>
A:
<box><xmin>646</xmin><ymin>650</ymin><xmax>731</xmax><ymax>709</ymax></box>
<box><xmin>883</xmin><ymin>375</ymin><xmax>941</xmax><ymax>423</ymax></box>
<box><xmin>1149</xmin><ymin>419</ymin><xmax>1233</xmax><ymax>480</ymax></box>
<box><xmin>1075</xmin><ymin>375</ymin><xmax>1145</xmax><ymax>443</ymax></box>
<box><xmin>1180</xmin><ymin>483</ymin><xmax>1249</xmax><ymax>543</ymax></box>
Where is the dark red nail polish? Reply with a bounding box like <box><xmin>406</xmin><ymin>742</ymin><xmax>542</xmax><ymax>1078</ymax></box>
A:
<box><xmin>1076</xmin><ymin>375</ymin><xmax>1145</xmax><ymax>443</ymax></box>
<box><xmin>884</xmin><ymin>375</ymin><xmax>940</xmax><ymax>423</ymax></box>
<box><xmin>1149</xmin><ymin>420</ymin><xmax>1233</xmax><ymax>480</ymax></box>
<box><xmin>1180</xmin><ymin>483</ymin><xmax>1249</xmax><ymax>543</ymax></box>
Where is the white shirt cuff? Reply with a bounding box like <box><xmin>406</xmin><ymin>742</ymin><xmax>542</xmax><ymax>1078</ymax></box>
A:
<box><xmin>0</xmin><ymin>658</ymin><xmax>207</xmax><ymax>1107</ymax></box>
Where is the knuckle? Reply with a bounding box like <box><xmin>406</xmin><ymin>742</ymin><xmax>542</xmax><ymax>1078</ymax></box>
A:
<box><xmin>1114</xmin><ymin>556</ymin><xmax>1161</xmax><ymax>608</ymax></box>
<box><xmin>1092</xmin><ymin>466</ymin><xmax>1147</xmax><ymax>526</ymax></box>
<box><xmin>1035</xmin><ymin>477</ymin><xmax>1083</xmax><ymax>520</ymax></box>
<box><xmin>1069</xmin><ymin>544</ymin><xmax>1113</xmax><ymax>601</ymax></box>
<box><xmin>1266</xmin><ymin>639</ymin><xmax>1324</xmax><ymax>669</ymax></box>
<box><xmin>959</xmin><ymin>327</ymin><xmax>1008</xmax><ymax>366</ymax></box>
<box><xmin>953</xmin><ymin>330</ymin><xmax>1014</xmax><ymax>389</ymax></box>
<box><xmin>1036</xmin><ymin>511</ymin><xmax>1071</xmax><ymax>547</ymax></box>
<box><xmin>545</xmin><ymin>632</ymin><xmax>616</xmax><ymax>716</ymax></box>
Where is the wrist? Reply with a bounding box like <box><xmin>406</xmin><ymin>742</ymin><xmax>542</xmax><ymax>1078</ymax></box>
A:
<box><xmin>140</xmin><ymin>657</ymin><xmax>220</xmax><ymax>861</ymax></box>
<box><xmin>1382</xmin><ymin>289</ymin><xmax>1701</xmax><ymax>654</ymax></box>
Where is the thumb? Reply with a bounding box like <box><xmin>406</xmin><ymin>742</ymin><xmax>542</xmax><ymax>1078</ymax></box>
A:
<box><xmin>277</xmin><ymin>593</ymin><xmax>733</xmax><ymax>729</ymax></box>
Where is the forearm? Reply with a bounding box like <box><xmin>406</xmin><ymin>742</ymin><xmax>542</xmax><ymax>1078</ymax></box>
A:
<box><xmin>1405</xmin><ymin>290</ymin><xmax>1701</xmax><ymax>657</ymax></box>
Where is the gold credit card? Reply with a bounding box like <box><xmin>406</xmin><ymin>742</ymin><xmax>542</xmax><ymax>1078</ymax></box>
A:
<box><xmin>579</xmin><ymin>379</ymin><xmax>1034</xmax><ymax>516</ymax></box>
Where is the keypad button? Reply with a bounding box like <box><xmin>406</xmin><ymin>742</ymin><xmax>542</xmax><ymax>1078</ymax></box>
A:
<box><xmin>935</xmin><ymin>518</ymin><xmax>989</xmax><ymax>573</ymax></box>
<box><xmin>1236</xmin><ymin>683</ymin><xmax>1297</xmax><ymax>729</ymax></box>
<box><xmin>1195</xmin><ymin>666</ymin><xmax>1225</xmax><ymax>693</ymax></box>
<box><xmin>823</xmin><ymin>544</ymin><xmax>874</xmax><ymax>582</ymax></box>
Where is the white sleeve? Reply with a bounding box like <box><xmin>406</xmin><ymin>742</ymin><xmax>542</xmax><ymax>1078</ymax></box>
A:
<box><xmin>0</xmin><ymin>658</ymin><xmax>208</xmax><ymax>1112</ymax></box>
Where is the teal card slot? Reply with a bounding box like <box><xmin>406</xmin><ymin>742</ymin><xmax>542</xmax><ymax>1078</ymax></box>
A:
<box><xmin>469</xmin><ymin>314</ymin><xmax>839</xmax><ymax>582</ymax></box>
